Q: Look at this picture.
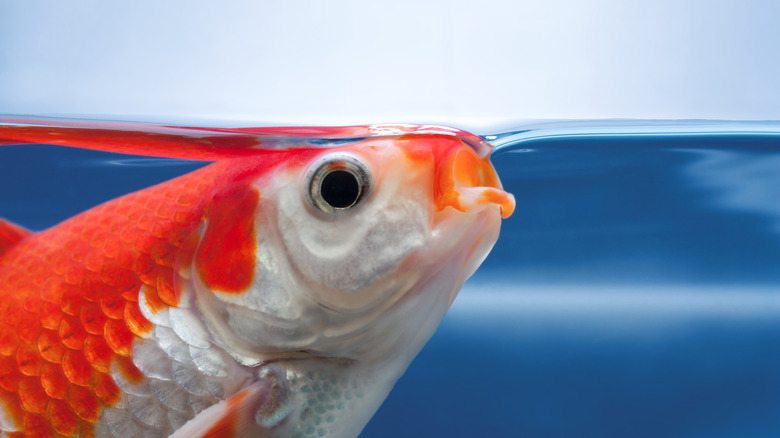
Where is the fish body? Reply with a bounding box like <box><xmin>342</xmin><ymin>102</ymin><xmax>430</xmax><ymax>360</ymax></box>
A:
<box><xmin>0</xmin><ymin>118</ymin><xmax>514</xmax><ymax>437</ymax></box>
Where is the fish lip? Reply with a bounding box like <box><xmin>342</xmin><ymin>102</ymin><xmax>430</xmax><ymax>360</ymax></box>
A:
<box><xmin>434</xmin><ymin>143</ymin><xmax>516</xmax><ymax>218</ymax></box>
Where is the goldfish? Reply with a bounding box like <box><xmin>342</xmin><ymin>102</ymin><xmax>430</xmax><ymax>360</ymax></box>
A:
<box><xmin>0</xmin><ymin>116</ymin><xmax>515</xmax><ymax>438</ymax></box>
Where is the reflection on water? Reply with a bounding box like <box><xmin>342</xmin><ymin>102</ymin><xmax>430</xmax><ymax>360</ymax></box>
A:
<box><xmin>681</xmin><ymin>148</ymin><xmax>780</xmax><ymax>233</ymax></box>
<box><xmin>0</xmin><ymin>123</ymin><xmax>778</xmax><ymax>438</ymax></box>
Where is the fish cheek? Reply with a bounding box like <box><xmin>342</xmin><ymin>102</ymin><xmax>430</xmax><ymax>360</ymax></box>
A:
<box><xmin>194</xmin><ymin>186</ymin><xmax>260</xmax><ymax>294</ymax></box>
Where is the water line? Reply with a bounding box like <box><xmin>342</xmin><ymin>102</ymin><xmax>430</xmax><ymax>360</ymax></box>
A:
<box><xmin>483</xmin><ymin>119</ymin><xmax>780</xmax><ymax>152</ymax></box>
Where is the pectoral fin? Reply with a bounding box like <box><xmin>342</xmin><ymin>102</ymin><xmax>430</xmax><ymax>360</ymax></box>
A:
<box><xmin>170</xmin><ymin>379</ymin><xmax>272</xmax><ymax>438</ymax></box>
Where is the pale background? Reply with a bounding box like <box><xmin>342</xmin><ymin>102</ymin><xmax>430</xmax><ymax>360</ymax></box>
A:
<box><xmin>1</xmin><ymin>0</ymin><xmax>779</xmax><ymax>131</ymax></box>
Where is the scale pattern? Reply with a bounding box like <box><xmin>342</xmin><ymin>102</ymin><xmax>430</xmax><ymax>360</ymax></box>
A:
<box><xmin>0</xmin><ymin>162</ymin><xmax>225</xmax><ymax>437</ymax></box>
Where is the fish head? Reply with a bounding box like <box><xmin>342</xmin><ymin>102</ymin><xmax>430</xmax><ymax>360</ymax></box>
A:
<box><xmin>186</xmin><ymin>126</ymin><xmax>514</xmax><ymax>436</ymax></box>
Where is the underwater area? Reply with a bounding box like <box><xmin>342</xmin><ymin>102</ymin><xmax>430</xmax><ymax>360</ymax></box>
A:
<box><xmin>0</xmin><ymin>123</ymin><xmax>778</xmax><ymax>437</ymax></box>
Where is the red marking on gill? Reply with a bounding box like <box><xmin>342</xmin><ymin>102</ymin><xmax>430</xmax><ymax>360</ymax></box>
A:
<box><xmin>195</xmin><ymin>186</ymin><xmax>260</xmax><ymax>294</ymax></box>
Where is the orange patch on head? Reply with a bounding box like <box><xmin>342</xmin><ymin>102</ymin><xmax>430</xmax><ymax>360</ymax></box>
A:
<box><xmin>195</xmin><ymin>186</ymin><xmax>260</xmax><ymax>294</ymax></box>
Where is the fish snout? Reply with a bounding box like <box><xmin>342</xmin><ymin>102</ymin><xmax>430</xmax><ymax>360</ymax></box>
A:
<box><xmin>435</xmin><ymin>146</ymin><xmax>515</xmax><ymax>218</ymax></box>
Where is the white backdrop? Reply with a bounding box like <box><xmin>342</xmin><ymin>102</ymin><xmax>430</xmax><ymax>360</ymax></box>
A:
<box><xmin>1</xmin><ymin>0</ymin><xmax>778</xmax><ymax>130</ymax></box>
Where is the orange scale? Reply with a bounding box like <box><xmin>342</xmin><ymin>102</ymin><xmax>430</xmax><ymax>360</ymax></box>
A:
<box><xmin>134</xmin><ymin>233</ymin><xmax>158</xmax><ymax>254</ymax></box>
<box><xmin>117</xmin><ymin>269</ymin><xmax>140</xmax><ymax>295</ymax></box>
<box><xmin>0</xmin><ymin>328</ymin><xmax>19</xmax><ymax>356</ymax></box>
<box><xmin>22</xmin><ymin>413</ymin><xmax>54</xmax><ymax>438</ymax></box>
<box><xmin>135</xmin><ymin>256</ymin><xmax>156</xmax><ymax>286</ymax></box>
<box><xmin>79</xmin><ymin>303</ymin><xmax>107</xmax><ymax>336</ymax></box>
<box><xmin>113</xmin><ymin>202</ymin><xmax>132</xmax><ymax>218</ymax></box>
<box><xmin>81</xmin><ymin>280</ymin><xmax>111</xmax><ymax>304</ymax></box>
<box><xmin>138</xmin><ymin>285</ymin><xmax>165</xmax><ymax>313</ymax></box>
<box><xmin>79</xmin><ymin>226</ymin><xmax>97</xmax><ymax>244</ymax></box>
<box><xmin>98</xmin><ymin>290</ymin><xmax>125</xmax><ymax>320</ymax></box>
<box><xmin>23</xmin><ymin>257</ymin><xmax>41</xmax><ymax>273</ymax></box>
<box><xmin>83</xmin><ymin>250</ymin><xmax>104</xmax><ymax>274</ymax></box>
<box><xmin>39</xmin><ymin>302</ymin><xmax>63</xmax><ymax>331</ymax></box>
<box><xmin>101</xmin><ymin>237</ymin><xmax>121</xmax><ymax>260</ymax></box>
<box><xmin>40</xmin><ymin>277</ymin><xmax>62</xmax><ymax>303</ymax></box>
<box><xmin>4</xmin><ymin>306</ymin><xmax>22</xmax><ymax>328</ymax></box>
<box><xmin>61</xmin><ymin>350</ymin><xmax>91</xmax><ymax>387</ymax></box>
<box><xmin>177</xmin><ymin>191</ymin><xmax>195</xmax><ymax>206</ymax></box>
<box><xmin>0</xmin><ymin>356</ymin><xmax>23</xmax><ymax>391</ymax></box>
<box><xmin>91</xmin><ymin>372</ymin><xmax>120</xmax><ymax>406</ymax></box>
<box><xmin>123</xmin><ymin>302</ymin><xmax>153</xmax><ymax>338</ymax></box>
<box><xmin>23</xmin><ymin>296</ymin><xmax>43</xmax><ymax>313</ymax></box>
<box><xmin>40</xmin><ymin>362</ymin><xmax>69</xmax><ymax>400</ymax></box>
<box><xmin>116</xmin><ymin>246</ymin><xmax>138</xmax><ymax>271</ymax></box>
<box><xmin>104</xmin><ymin>318</ymin><xmax>135</xmax><ymax>357</ymax></box>
<box><xmin>17</xmin><ymin>311</ymin><xmax>41</xmax><ymax>345</ymax></box>
<box><xmin>169</xmin><ymin>227</ymin><xmax>192</xmax><ymax>247</ymax></box>
<box><xmin>18</xmin><ymin>376</ymin><xmax>48</xmax><ymax>414</ymax></box>
<box><xmin>144</xmin><ymin>195</ymin><xmax>161</xmax><ymax>210</ymax></box>
<box><xmin>79</xmin><ymin>421</ymin><xmax>97</xmax><ymax>438</ymax></box>
<box><xmin>82</xmin><ymin>336</ymin><xmax>112</xmax><ymax>374</ymax></box>
<box><xmin>136</xmin><ymin>212</ymin><xmax>156</xmax><ymax>232</ymax></box>
<box><xmin>120</xmin><ymin>287</ymin><xmax>140</xmax><ymax>303</ymax></box>
<box><xmin>69</xmin><ymin>245</ymin><xmax>87</xmax><ymax>264</ymax></box>
<box><xmin>151</xmin><ymin>241</ymin><xmax>175</xmax><ymax>267</ymax></box>
<box><xmin>37</xmin><ymin>330</ymin><xmax>66</xmax><ymax>364</ymax></box>
<box><xmin>173</xmin><ymin>209</ymin><xmax>192</xmax><ymax>224</ymax></box>
<box><xmin>156</xmin><ymin>268</ymin><xmax>178</xmax><ymax>306</ymax></box>
<box><xmin>52</xmin><ymin>253</ymin><xmax>70</xmax><ymax>277</ymax></box>
<box><xmin>161</xmin><ymin>186</ymin><xmax>177</xmax><ymax>201</ymax></box>
<box><xmin>150</xmin><ymin>221</ymin><xmax>169</xmax><ymax>239</ymax></box>
<box><xmin>113</xmin><ymin>356</ymin><xmax>143</xmax><ymax>384</ymax></box>
<box><xmin>63</xmin><ymin>265</ymin><xmax>85</xmax><ymax>287</ymax></box>
<box><xmin>67</xmin><ymin>383</ymin><xmax>99</xmax><ymax>422</ymax></box>
<box><xmin>58</xmin><ymin>286</ymin><xmax>83</xmax><ymax>317</ymax></box>
<box><xmin>15</xmin><ymin>342</ymin><xmax>43</xmax><ymax>377</ymax></box>
<box><xmin>126</xmin><ymin>208</ymin><xmax>143</xmax><ymax>224</ymax></box>
<box><xmin>119</xmin><ymin>224</ymin><xmax>138</xmax><ymax>246</ymax></box>
<box><xmin>156</xmin><ymin>202</ymin><xmax>175</xmax><ymax>220</ymax></box>
<box><xmin>88</xmin><ymin>229</ymin><xmax>108</xmax><ymax>250</ymax></box>
<box><xmin>96</xmin><ymin>212</ymin><xmax>114</xmax><ymax>228</ymax></box>
<box><xmin>2</xmin><ymin>270</ymin><xmax>19</xmax><ymax>287</ymax></box>
<box><xmin>98</xmin><ymin>262</ymin><xmax>120</xmax><ymax>287</ymax></box>
<box><xmin>59</xmin><ymin>317</ymin><xmax>87</xmax><ymax>351</ymax></box>
<box><xmin>47</xmin><ymin>398</ymin><xmax>79</xmax><ymax>436</ymax></box>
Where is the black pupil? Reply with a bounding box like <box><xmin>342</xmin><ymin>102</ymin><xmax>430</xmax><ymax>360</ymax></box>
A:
<box><xmin>321</xmin><ymin>170</ymin><xmax>360</xmax><ymax>208</ymax></box>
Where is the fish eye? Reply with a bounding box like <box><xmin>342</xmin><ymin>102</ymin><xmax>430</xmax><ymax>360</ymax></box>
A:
<box><xmin>307</xmin><ymin>154</ymin><xmax>371</xmax><ymax>213</ymax></box>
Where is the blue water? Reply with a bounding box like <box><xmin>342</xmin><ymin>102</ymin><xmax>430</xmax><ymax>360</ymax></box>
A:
<box><xmin>1</xmin><ymin>124</ymin><xmax>778</xmax><ymax>437</ymax></box>
<box><xmin>363</xmin><ymin>130</ymin><xmax>780</xmax><ymax>438</ymax></box>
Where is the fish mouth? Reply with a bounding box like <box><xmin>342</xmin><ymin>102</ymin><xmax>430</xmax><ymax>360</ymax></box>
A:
<box><xmin>434</xmin><ymin>143</ymin><xmax>515</xmax><ymax>219</ymax></box>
